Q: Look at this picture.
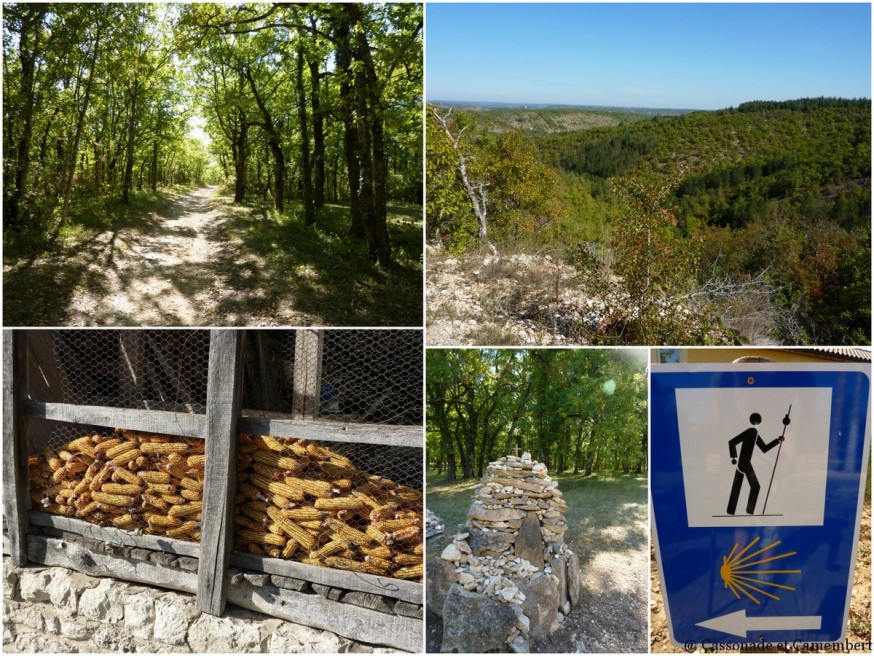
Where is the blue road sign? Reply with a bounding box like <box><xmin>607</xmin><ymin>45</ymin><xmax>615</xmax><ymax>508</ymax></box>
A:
<box><xmin>651</xmin><ymin>363</ymin><xmax>871</xmax><ymax>647</ymax></box>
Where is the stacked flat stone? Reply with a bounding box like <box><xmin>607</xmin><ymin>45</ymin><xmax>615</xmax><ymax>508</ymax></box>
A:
<box><xmin>425</xmin><ymin>509</ymin><xmax>445</xmax><ymax>539</ymax></box>
<box><xmin>428</xmin><ymin>453</ymin><xmax>580</xmax><ymax>653</ymax></box>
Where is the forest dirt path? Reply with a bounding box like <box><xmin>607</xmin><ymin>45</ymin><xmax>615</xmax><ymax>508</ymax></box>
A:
<box><xmin>59</xmin><ymin>185</ymin><xmax>309</xmax><ymax>326</ymax></box>
<box><xmin>63</xmin><ymin>186</ymin><xmax>232</xmax><ymax>325</ymax></box>
<box><xmin>4</xmin><ymin>186</ymin><xmax>423</xmax><ymax>327</ymax></box>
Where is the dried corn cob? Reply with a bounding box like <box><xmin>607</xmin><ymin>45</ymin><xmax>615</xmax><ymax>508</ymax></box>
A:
<box><xmin>112</xmin><ymin>467</ymin><xmax>141</xmax><ymax>485</ymax></box>
<box><xmin>265</xmin><ymin>507</ymin><xmax>317</xmax><ymax>551</ymax></box>
<box><xmin>394</xmin><ymin>564</ymin><xmax>423</xmax><ymax>579</ymax></box>
<box><xmin>101</xmin><ymin>483</ymin><xmax>142</xmax><ymax>496</ymax></box>
<box><xmin>314</xmin><ymin>497</ymin><xmax>364</xmax><ymax>511</ymax></box>
<box><xmin>92</xmin><ymin>491</ymin><xmax>133</xmax><ymax>507</ymax></box>
<box><xmin>141</xmin><ymin>442</ymin><xmax>188</xmax><ymax>455</ymax></box>
<box><xmin>361</xmin><ymin>544</ymin><xmax>393</xmax><ymax>560</ymax></box>
<box><xmin>179</xmin><ymin>477</ymin><xmax>203</xmax><ymax>493</ymax></box>
<box><xmin>137</xmin><ymin>470</ymin><xmax>171</xmax><ymax>484</ymax></box>
<box><xmin>143</xmin><ymin>494</ymin><xmax>170</xmax><ymax>512</ymax></box>
<box><xmin>280</xmin><ymin>507</ymin><xmax>324</xmax><ymax>521</ymax></box>
<box><xmin>282</xmin><ymin>476</ymin><xmax>332</xmax><ymax>498</ymax></box>
<box><xmin>166</xmin><ymin>521</ymin><xmax>201</xmax><ymax>539</ymax></box>
<box><xmin>238</xmin><ymin>529</ymin><xmax>287</xmax><ymax>547</ymax></box>
<box><xmin>186</xmin><ymin>455</ymin><xmax>206</xmax><ymax>469</ymax></box>
<box><xmin>281</xmin><ymin>539</ymin><xmax>298</xmax><ymax>559</ymax></box>
<box><xmin>390</xmin><ymin>526</ymin><xmax>422</xmax><ymax>543</ymax></box>
<box><xmin>393</xmin><ymin>553</ymin><xmax>423</xmax><ymax>566</ymax></box>
<box><xmin>326</xmin><ymin>518</ymin><xmax>372</xmax><ymax>546</ymax></box>
<box><xmin>250</xmin><ymin>474</ymin><xmax>304</xmax><ymax>501</ymax></box>
<box><xmin>180</xmin><ymin>488</ymin><xmax>202</xmax><ymax>502</ymax></box>
<box><xmin>323</xmin><ymin>557</ymin><xmax>385</xmax><ymax>575</ymax></box>
<box><xmin>145</xmin><ymin>513</ymin><xmax>182</xmax><ymax>529</ymax></box>
<box><xmin>112</xmin><ymin>514</ymin><xmax>135</xmax><ymax>528</ymax></box>
<box><xmin>310</xmin><ymin>539</ymin><xmax>348</xmax><ymax>559</ymax></box>
<box><xmin>94</xmin><ymin>439</ymin><xmax>123</xmax><ymax>453</ymax></box>
<box><xmin>365</xmin><ymin>554</ymin><xmax>393</xmax><ymax>571</ymax></box>
<box><xmin>251</xmin><ymin>450</ymin><xmax>302</xmax><ymax>472</ymax></box>
<box><xmin>375</xmin><ymin>517</ymin><xmax>421</xmax><ymax>532</ymax></box>
<box><xmin>110</xmin><ymin>449</ymin><xmax>141</xmax><ymax>466</ymax></box>
<box><xmin>105</xmin><ymin>442</ymin><xmax>138</xmax><ymax>460</ymax></box>
<box><xmin>168</xmin><ymin>502</ymin><xmax>202</xmax><ymax>518</ymax></box>
<box><xmin>146</xmin><ymin>483</ymin><xmax>177</xmax><ymax>496</ymax></box>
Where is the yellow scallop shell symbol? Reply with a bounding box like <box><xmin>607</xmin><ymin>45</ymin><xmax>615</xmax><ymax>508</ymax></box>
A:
<box><xmin>719</xmin><ymin>537</ymin><xmax>801</xmax><ymax>604</ymax></box>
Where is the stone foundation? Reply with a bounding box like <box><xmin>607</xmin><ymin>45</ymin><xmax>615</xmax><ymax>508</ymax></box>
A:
<box><xmin>3</xmin><ymin>555</ymin><xmax>409</xmax><ymax>653</ymax></box>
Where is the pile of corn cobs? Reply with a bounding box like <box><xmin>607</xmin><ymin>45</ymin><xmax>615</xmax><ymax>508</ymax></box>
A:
<box><xmin>29</xmin><ymin>429</ymin><xmax>206</xmax><ymax>541</ymax></box>
<box><xmin>234</xmin><ymin>434</ymin><xmax>423</xmax><ymax>581</ymax></box>
<box><xmin>29</xmin><ymin>430</ymin><xmax>423</xmax><ymax>582</ymax></box>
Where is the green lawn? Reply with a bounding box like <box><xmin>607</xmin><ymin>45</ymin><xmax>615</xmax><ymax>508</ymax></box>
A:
<box><xmin>426</xmin><ymin>469</ymin><xmax>648</xmax><ymax>557</ymax></box>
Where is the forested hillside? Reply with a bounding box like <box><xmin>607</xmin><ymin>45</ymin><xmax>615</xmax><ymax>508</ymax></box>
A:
<box><xmin>426</xmin><ymin>348</ymin><xmax>647</xmax><ymax>480</ymax></box>
<box><xmin>427</xmin><ymin>99</ymin><xmax>870</xmax><ymax>345</ymax></box>
<box><xmin>4</xmin><ymin>3</ymin><xmax>422</xmax><ymax>326</ymax></box>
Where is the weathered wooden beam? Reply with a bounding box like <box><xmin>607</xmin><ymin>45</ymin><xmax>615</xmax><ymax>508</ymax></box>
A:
<box><xmin>228</xmin><ymin>551</ymin><xmax>423</xmax><ymax>604</ymax></box>
<box><xmin>30</xmin><ymin>511</ymin><xmax>200</xmax><ymax>557</ymax></box>
<box><xmin>292</xmin><ymin>329</ymin><xmax>324</xmax><ymax>419</ymax></box>
<box><xmin>238</xmin><ymin>415</ymin><xmax>422</xmax><ymax>448</ymax></box>
<box><xmin>29</xmin><ymin>534</ymin><xmax>197</xmax><ymax>595</ymax></box>
<box><xmin>29</xmin><ymin>534</ymin><xmax>421</xmax><ymax>652</ymax></box>
<box><xmin>4</xmin><ymin>331</ymin><xmax>30</xmax><ymax>566</ymax></box>
<box><xmin>228</xmin><ymin>580</ymin><xmax>422</xmax><ymax>652</ymax></box>
<box><xmin>197</xmin><ymin>329</ymin><xmax>243</xmax><ymax>616</ymax></box>
<box><xmin>23</xmin><ymin>401</ymin><xmax>206</xmax><ymax>437</ymax></box>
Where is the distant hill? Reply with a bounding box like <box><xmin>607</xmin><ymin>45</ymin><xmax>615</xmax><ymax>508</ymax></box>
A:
<box><xmin>430</xmin><ymin>102</ymin><xmax>693</xmax><ymax>135</ymax></box>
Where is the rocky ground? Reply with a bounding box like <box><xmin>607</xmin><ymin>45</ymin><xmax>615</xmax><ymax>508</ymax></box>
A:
<box><xmin>3</xmin><ymin>558</ymin><xmax>404</xmax><ymax>653</ymax></box>
<box><xmin>426</xmin><ymin>248</ymin><xmax>602</xmax><ymax>346</ymax></box>
<box><xmin>650</xmin><ymin>500</ymin><xmax>872</xmax><ymax>653</ymax></box>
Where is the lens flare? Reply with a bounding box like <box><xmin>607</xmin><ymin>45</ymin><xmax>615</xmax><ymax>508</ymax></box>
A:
<box><xmin>719</xmin><ymin>537</ymin><xmax>801</xmax><ymax>605</ymax></box>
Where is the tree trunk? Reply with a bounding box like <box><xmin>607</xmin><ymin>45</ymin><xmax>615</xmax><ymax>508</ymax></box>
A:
<box><xmin>60</xmin><ymin>20</ymin><xmax>104</xmax><ymax>223</ymax></box>
<box><xmin>234</xmin><ymin>119</ymin><xmax>248</xmax><ymax>203</ymax></box>
<box><xmin>122</xmin><ymin>80</ymin><xmax>140</xmax><ymax>205</ymax></box>
<box><xmin>245</xmin><ymin>66</ymin><xmax>285</xmax><ymax>212</ymax></box>
<box><xmin>585</xmin><ymin>450</ymin><xmax>595</xmax><ymax>477</ymax></box>
<box><xmin>445</xmin><ymin>452</ymin><xmax>457</xmax><ymax>483</ymax></box>
<box><xmin>308</xmin><ymin>55</ymin><xmax>325</xmax><ymax>209</ymax></box>
<box><xmin>296</xmin><ymin>46</ymin><xmax>314</xmax><ymax>225</ymax></box>
<box><xmin>7</xmin><ymin>4</ymin><xmax>48</xmax><ymax>230</ymax></box>
<box><xmin>349</xmin><ymin>5</ymin><xmax>391</xmax><ymax>264</ymax></box>
<box><xmin>150</xmin><ymin>139</ymin><xmax>159</xmax><ymax>191</ymax></box>
<box><xmin>333</xmin><ymin>18</ymin><xmax>363</xmax><ymax>237</ymax></box>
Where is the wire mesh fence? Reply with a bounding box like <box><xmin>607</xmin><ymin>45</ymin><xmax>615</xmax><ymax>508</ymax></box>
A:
<box><xmin>241</xmin><ymin>330</ymin><xmax>423</xmax><ymax>425</ymax></box>
<box><xmin>37</xmin><ymin>330</ymin><xmax>211</xmax><ymax>412</ymax></box>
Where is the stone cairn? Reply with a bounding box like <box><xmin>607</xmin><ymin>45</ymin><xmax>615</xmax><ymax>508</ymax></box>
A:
<box><xmin>428</xmin><ymin>453</ymin><xmax>580</xmax><ymax>653</ymax></box>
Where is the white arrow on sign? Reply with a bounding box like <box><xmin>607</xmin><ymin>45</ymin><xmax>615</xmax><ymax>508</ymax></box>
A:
<box><xmin>696</xmin><ymin>610</ymin><xmax>822</xmax><ymax>638</ymax></box>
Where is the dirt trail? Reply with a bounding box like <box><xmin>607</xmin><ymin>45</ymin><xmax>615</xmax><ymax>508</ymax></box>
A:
<box><xmin>63</xmin><ymin>187</ymin><xmax>306</xmax><ymax>326</ymax></box>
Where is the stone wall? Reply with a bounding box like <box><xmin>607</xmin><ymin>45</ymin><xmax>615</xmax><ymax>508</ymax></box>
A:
<box><xmin>3</xmin><ymin>556</ymin><xmax>407</xmax><ymax>653</ymax></box>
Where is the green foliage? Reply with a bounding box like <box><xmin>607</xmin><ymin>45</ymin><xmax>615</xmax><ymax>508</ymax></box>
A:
<box><xmin>426</xmin><ymin>348</ymin><xmax>647</xmax><ymax>480</ymax></box>
<box><xmin>430</xmin><ymin>100</ymin><xmax>870</xmax><ymax>344</ymax></box>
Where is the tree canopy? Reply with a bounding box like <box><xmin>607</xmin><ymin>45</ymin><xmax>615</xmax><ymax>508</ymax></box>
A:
<box><xmin>3</xmin><ymin>3</ymin><xmax>422</xmax><ymax>265</ymax></box>
<box><xmin>426</xmin><ymin>348</ymin><xmax>648</xmax><ymax>480</ymax></box>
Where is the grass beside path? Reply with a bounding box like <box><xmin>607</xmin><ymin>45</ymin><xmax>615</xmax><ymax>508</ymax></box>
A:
<box><xmin>211</xmin><ymin>192</ymin><xmax>423</xmax><ymax>327</ymax></box>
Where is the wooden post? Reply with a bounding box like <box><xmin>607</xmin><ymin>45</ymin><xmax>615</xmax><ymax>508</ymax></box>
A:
<box><xmin>292</xmin><ymin>329</ymin><xmax>324</xmax><ymax>419</ymax></box>
<box><xmin>3</xmin><ymin>331</ymin><xmax>30</xmax><ymax>566</ymax></box>
<box><xmin>197</xmin><ymin>329</ymin><xmax>243</xmax><ymax>615</ymax></box>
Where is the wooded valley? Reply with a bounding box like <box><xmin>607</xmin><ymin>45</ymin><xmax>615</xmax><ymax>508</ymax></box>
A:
<box><xmin>4</xmin><ymin>3</ymin><xmax>423</xmax><ymax>326</ymax></box>
<box><xmin>426</xmin><ymin>348</ymin><xmax>647</xmax><ymax>480</ymax></box>
<box><xmin>427</xmin><ymin>98</ymin><xmax>871</xmax><ymax>345</ymax></box>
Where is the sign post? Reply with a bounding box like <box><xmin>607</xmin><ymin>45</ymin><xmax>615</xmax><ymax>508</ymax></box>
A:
<box><xmin>651</xmin><ymin>363</ymin><xmax>870</xmax><ymax>647</ymax></box>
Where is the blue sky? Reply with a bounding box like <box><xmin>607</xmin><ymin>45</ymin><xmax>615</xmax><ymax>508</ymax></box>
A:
<box><xmin>426</xmin><ymin>3</ymin><xmax>872</xmax><ymax>110</ymax></box>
